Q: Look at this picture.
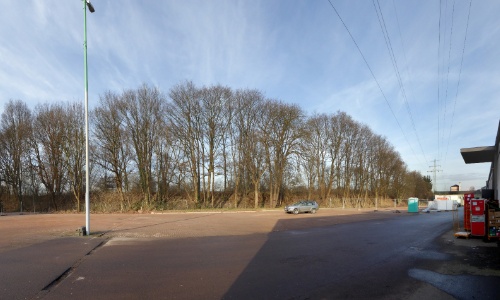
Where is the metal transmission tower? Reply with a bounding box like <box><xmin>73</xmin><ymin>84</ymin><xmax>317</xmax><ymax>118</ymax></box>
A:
<box><xmin>428</xmin><ymin>159</ymin><xmax>442</xmax><ymax>193</ymax></box>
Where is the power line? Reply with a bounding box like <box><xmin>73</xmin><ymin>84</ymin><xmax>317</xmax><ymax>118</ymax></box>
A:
<box><xmin>326</xmin><ymin>0</ymin><xmax>416</xmax><ymax>163</ymax></box>
<box><xmin>442</xmin><ymin>0</ymin><xmax>456</xmax><ymax>161</ymax></box>
<box><xmin>445</xmin><ymin>0</ymin><xmax>472</xmax><ymax>160</ymax></box>
<box><xmin>435</xmin><ymin>0</ymin><xmax>474</xmax><ymax>167</ymax></box>
<box><xmin>391</xmin><ymin>0</ymin><xmax>429</xmax><ymax>167</ymax></box>
<box><xmin>373</xmin><ymin>0</ymin><xmax>429</xmax><ymax>168</ymax></box>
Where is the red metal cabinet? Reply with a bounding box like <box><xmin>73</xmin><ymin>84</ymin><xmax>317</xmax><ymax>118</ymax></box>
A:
<box><xmin>470</xmin><ymin>199</ymin><xmax>486</xmax><ymax>236</ymax></box>
<box><xmin>463</xmin><ymin>193</ymin><xmax>474</xmax><ymax>231</ymax></box>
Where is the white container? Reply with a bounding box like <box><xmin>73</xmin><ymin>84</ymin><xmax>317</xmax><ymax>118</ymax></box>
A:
<box><xmin>435</xmin><ymin>199</ymin><xmax>455</xmax><ymax>210</ymax></box>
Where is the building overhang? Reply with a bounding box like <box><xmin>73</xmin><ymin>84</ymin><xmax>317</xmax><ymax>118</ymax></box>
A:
<box><xmin>460</xmin><ymin>146</ymin><xmax>496</xmax><ymax>164</ymax></box>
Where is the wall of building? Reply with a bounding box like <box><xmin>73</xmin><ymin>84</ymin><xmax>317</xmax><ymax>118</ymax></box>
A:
<box><xmin>495</xmin><ymin>138</ymin><xmax>499</xmax><ymax>200</ymax></box>
<box><xmin>485</xmin><ymin>123</ymin><xmax>500</xmax><ymax>200</ymax></box>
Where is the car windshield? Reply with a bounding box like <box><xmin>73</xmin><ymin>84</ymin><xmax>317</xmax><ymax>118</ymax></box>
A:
<box><xmin>292</xmin><ymin>201</ymin><xmax>305</xmax><ymax>206</ymax></box>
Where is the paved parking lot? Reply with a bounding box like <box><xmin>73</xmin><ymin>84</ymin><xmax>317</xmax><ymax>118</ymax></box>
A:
<box><xmin>0</xmin><ymin>208</ymin><xmax>403</xmax><ymax>253</ymax></box>
<box><xmin>1</xmin><ymin>208</ymin><xmax>498</xmax><ymax>299</ymax></box>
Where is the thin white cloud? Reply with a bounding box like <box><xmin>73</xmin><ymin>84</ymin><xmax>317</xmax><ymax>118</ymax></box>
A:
<box><xmin>1</xmin><ymin>0</ymin><xmax>499</xmax><ymax>190</ymax></box>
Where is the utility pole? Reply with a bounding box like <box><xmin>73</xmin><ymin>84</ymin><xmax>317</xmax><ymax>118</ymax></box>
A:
<box><xmin>428</xmin><ymin>159</ymin><xmax>442</xmax><ymax>193</ymax></box>
<box><xmin>83</xmin><ymin>0</ymin><xmax>95</xmax><ymax>236</ymax></box>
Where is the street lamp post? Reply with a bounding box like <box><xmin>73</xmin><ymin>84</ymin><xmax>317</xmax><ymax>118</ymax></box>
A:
<box><xmin>83</xmin><ymin>0</ymin><xmax>94</xmax><ymax>236</ymax></box>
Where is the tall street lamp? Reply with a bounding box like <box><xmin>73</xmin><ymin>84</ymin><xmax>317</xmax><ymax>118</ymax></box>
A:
<box><xmin>83</xmin><ymin>0</ymin><xmax>94</xmax><ymax>236</ymax></box>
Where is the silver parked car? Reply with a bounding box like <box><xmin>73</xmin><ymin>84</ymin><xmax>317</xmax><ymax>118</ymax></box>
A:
<box><xmin>284</xmin><ymin>200</ymin><xmax>319</xmax><ymax>214</ymax></box>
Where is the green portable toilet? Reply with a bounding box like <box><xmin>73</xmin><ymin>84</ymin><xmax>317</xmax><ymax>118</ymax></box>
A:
<box><xmin>408</xmin><ymin>197</ymin><xmax>419</xmax><ymax>213</ymax></box>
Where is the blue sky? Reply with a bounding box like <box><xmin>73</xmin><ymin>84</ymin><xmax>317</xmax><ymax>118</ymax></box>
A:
<box><xmin>1</xmin><ymin>0</ymin><xmax>499</xmax><ymax>192</ymax></box>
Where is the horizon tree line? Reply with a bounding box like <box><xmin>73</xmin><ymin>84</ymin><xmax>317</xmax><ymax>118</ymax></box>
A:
<box><xmin>0</xmin><ymin>82</ymin><xmax>433</xmax><ymax>212</ymax></box>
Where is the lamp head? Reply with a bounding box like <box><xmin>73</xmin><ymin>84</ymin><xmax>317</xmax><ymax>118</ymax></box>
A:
<box><xmin>86</xmin><ymin>0</ymin><xmax>95</xmax><ymax>13</ymax></box>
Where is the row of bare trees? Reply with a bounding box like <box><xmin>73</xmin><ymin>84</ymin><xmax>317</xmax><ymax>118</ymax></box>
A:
<box><xmin>0</xmin><ymin>100</ymin><xmax>86</xmax><ymax>212</ymax></box>
<box><xmin>0</xmin><ymin>82</ymin><xmax>432</xmax><ymax>212</ymax></box>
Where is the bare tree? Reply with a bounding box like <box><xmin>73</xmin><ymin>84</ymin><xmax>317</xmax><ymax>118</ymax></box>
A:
<box><xmin>0</xmin><ymin>100</ymin><xmax>32</xmax><ymax>212</ymax></box>
<box><xmin>199</xmin><ymin>85</ymin><xmax>232</xmax><ymax>207</ymax></box>
<box><xmin>60</xmin><ymin>102</ymin><xmax>85</xmax><ymax>211</ymax></box>
<box><xmin>233</xmin><ymin>89</ymin><xmax>267</xmax><ymax>208</ymax></box>
<box><xmin>350</xmin><ymin>124</ymin><xmax>372</xmax><ymax>207</ymax></box>
<box><xmin>325</xmin><ymin>112</ymin><xmax>346</xmax><ymax>201</ymax></box>
<box><xmin>93</xmin><ymin>91</ymin><xmax>132</xmax><ymax>211</ymax></box>
<box><xmin>260</xmin><ymin>100</ymin><xmax>304</xmax><ymax>207</ymax></box>
<box><xmin>31</xmin><ymin>103</ymin><xmax>68</xmax><ymax>211</ymax></box>
<box><xmin>120</xmin><ymin>84</ymin><xmax>165</xmax><ymax>208</ymax></box>
<box><xmin>167</xmin><ymin>81</ymin><xmax>203</xmax><ymax>206</ymax></box>
<box><xmin>300</xmin><ymin>113</ymin><xmax>333</xmax><ymax>201</ymax></box>
<box><xmin>338</xmin><ymin>113</ymin><xmax>359</xmax><ymax>200</ymax></box>
<box><xmin>388</xmin><ymin>156</ymin><xmax>408</xmax><ymax>201</ymax></box>
<box><xmin>154</xmin><ymin>124</ymin><xmax>183</xmax><ymax>206</ymax></box>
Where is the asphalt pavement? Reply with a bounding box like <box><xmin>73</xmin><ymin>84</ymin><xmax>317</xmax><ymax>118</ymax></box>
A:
<box><xmin>0</xmin><ymin>237</ymin><xmax>105</xmax><ymax>300</ymax></box>
<box><xmin>0</xmin><ymin>208</ymin><xmax>499</xmax><ymax>299</ymax></box>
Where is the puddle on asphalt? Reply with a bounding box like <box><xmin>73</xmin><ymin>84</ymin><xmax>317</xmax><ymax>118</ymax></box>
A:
<box><xmin>408</xmin><ymin>268</ymin><xmax>499</xmax><ymax>299</ymax></box>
